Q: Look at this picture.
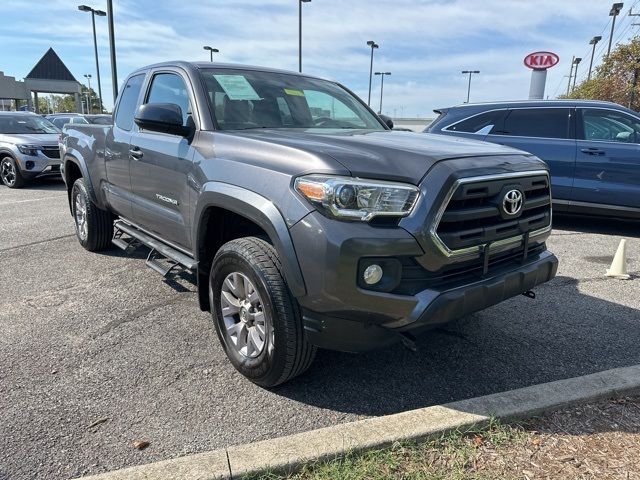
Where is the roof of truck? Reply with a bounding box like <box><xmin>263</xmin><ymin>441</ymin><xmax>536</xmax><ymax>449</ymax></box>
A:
<box><xmin>128</xmin><ymin>61</ymin><xmax>327</xmax><ymax>82</ymax></box>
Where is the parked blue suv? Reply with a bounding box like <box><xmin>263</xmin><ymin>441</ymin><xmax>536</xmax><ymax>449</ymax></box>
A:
<box><xmin>426</xmin><ymin>100</ymin><xmax>640</xmax><ymax>219</ymax></box>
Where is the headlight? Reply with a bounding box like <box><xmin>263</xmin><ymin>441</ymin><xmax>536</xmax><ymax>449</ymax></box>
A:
<box><xmin>17</xmin><ymin>144</ymin><xmax>40</xmax><ymax>156</ymax></box>
<box><xmin>295</xmin><ymin>175</ymin><xmax>419</xmax><ymax>221</ymax></box>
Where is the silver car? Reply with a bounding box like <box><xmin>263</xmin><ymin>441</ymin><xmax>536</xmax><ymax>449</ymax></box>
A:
<box><xmin>0</xmin><ymin>112</ymin><xmax>62</xmax><ymax>188</ymax></box>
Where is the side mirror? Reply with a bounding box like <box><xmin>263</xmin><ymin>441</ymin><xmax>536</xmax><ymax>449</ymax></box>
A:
<box><xmin>379</xmin><ymin>114</ymin><xmax>394</xmax><ymax>129</ymax></box>
<box><xmin>134</xmin><ymin>103</ymin><xmax>189</xmax><ymax>136</ymax></box>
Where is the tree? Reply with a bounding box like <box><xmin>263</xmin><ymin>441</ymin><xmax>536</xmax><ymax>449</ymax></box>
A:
<box><xmin>563</xmin><ymin>36</ymin><xmax>640</xmax><ymax>110</ymax></box>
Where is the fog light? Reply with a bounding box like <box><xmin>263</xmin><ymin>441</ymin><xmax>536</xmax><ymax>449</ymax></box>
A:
<box><xmin>25</xmin><ymin>161</ymin><xmax>35</xmax><ymax>170</ymax></box>
<box><xmin>363</xmin><ymin>264</ymin><xmax>383</xmax><ymax>285</ymax></box>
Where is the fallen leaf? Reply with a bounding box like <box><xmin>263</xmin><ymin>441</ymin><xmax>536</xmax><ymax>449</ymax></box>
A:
<box><xmin>532</xmin><ymin>437</ymin><xmax>541</xmax><ymax>447</ymax></box>
<box><xmin>133</xmin><ymin>440</ymin><xmax>150</xmax><ymax>450</ymax></box>
<box><xmin>473</xmin><ymin>435</ymin><xmax>484</xmax><ymax>447</ymax></box>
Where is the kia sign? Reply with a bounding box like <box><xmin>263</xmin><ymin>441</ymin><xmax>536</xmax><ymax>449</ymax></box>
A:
<box><xmin>524</xmin><ymin>51</ymin><xmax>560</xmax><ymax>70</ymax></box>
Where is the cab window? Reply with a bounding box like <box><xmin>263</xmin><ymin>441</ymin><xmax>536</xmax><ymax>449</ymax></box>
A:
<box><xmin>114</xmin><ymin>74</ymin><xmax>145</xmax><ymax>131</ymax></box>
<box><xmin>145</xmin><ymin>73</ymin><xmax>192</xmax><ymax>126</ymax></box>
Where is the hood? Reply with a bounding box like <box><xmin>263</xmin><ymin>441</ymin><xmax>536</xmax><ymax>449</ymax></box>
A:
<box><xmin>0</xmin><ymin>133</ymin><xmax>59</xmax><ymax>146</ymax></box>
<box><xmin>230</xmin><ymin>129</ymin><xmax>528</xmax><ymax>184</ymax></box>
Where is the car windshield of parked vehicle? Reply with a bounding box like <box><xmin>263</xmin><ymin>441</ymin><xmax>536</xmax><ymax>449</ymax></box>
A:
<box><xmin>201</xmin><ymin>69</ymin><xmax>384</xmax><ymax>130</ymax></box>
<box><xmin>0</xmin><ymin>115</ymin><xmax>59</xmax><ymax>134</ymax></box>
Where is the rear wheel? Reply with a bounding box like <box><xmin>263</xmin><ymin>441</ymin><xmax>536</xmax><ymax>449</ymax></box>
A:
<box><xmin>0</xmin><ymin>157</ymin><xmax>25</xmax><ymax>188</ymax></box>
<box><xmin>210</xmin><ymin>237</ymin><xmax>316</xmax><ymax>387</ymax></box>
<box><xmin>71</xmin><ymin>178</ymin><xmax>113</xmax><ymax>251</ymax></box>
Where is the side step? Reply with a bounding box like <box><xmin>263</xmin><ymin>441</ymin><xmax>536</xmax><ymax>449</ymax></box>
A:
<box><xmin>113</xmin><ymin>220</ymin><xmax>197</xmax><ymax>277</ymax></box>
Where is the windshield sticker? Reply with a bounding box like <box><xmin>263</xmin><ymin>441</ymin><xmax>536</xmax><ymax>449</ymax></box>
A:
<box><xmin>213</xmin><ymin>75</ymin><xmax>261</xmax><ymax>101</ymax></box>
<box><xmin>284</xmin><ymin>88</ymin><xmax>305</xmax><ymax>97</ymax></box>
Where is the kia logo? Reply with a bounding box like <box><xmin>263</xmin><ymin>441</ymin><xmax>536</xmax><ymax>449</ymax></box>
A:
<box><xmin>502</xmin><ymin>189</ymin><xmax>524</xmax><ymax>216</ymax></box>
<box><xmin>524</xmin><ymin>51</ymin><xmax>560</xmax><ymax>70</ymax></box>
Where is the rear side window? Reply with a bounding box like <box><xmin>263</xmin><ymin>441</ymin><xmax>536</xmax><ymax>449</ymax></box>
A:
<box><xmin>447</xmin><ymin>110</ymin><xmax>503</xmax><ymax>134</ymax></box>
<box><xmin>115</xmin><ymin>74</ymin><xmax>145</xmax><ymax>131</ymax></box>
<box><xmin>499</xmin><ymin>108</ymin><xmax>569</xmax><ymax>139</ymax></box>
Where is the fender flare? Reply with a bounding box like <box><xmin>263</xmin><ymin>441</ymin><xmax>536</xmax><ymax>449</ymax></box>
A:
<box><xmin>62</xmin><ymin>154</ymin><xmax>98</xmax><ymax>207</ymax></box>
<box><xmin>194</xmin><ymin>182</ymin><xmax>307</xmax><ymax>299</ymax></box>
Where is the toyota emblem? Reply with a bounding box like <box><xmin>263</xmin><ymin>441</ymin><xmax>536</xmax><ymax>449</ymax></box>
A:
<box><xmin>502</xmin><ymin>189</ymin><xmax>523</xmax><ymax>216</ymax></box>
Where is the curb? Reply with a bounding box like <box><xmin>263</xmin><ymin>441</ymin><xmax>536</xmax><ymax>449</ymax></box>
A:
<box><xmin>78</xmin><ymin>364</ymin><xmax>640</xmax><ymax>480</ymax></box>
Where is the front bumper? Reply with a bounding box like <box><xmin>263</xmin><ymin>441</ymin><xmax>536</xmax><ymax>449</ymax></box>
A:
<box><xmin>15</xmin><ymin>153</ymin><xmax>62</xmax><ymax>179</ymax></box>
<box><xmin>291</xmin><ymin>211</ymin><xmax>557</xmax><ymax>352</ymax></box>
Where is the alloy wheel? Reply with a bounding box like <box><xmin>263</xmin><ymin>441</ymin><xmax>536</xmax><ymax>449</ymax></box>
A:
<box><xmin>220</xmin><ymin>272</ymin><xmax>268</xmax><ymax>358</ymax></box>
<box><xmin>1</xmin><ymin>159</ymin><xmax>16</xmax><ymax>187</ymax></box>
<box><xmin>74</xmin><ymin>192</ymin><xmax>88</xmax><ymax>240</ymax></box>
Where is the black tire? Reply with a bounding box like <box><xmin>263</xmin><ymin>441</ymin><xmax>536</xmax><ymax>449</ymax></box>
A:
<box><xmin>71</xmin><ymin>178</ymin><xmax>113</xmax><ymax>251</ymax></box>
<box><xmin>210</xmin><ymin>237</ymin><xmax>316</xmax><ymax>387</ymax></box>
<box><xmin>0</xmin><ymin>156</ymin><xmax>25</xmax><ymax>188</ymax></box>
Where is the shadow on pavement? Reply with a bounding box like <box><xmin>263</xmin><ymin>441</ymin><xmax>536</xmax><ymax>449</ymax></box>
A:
<box><xmin>18</xmin><ymin>177</ymin><xmax>66</xmax><ymax>191</ymax></box>
<box><xmin>275</xmin><ymin>275</ymin><xmax>640</xmax><ymax>416</ymax></box>
<box><xmin>554</xmin><ymin>214</ymin><xmax>640</xmax><ymax>238</ymax></box>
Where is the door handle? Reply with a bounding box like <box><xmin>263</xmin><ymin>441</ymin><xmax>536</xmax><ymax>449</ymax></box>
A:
<box><xmin>580</xmin><ymin>147</ymin><xmax>605</xmax><ymax>156</ymax></box>
<box><xmin>129</xmin><ymin>147</ymin><xmax>143</xmax><ymax>160</ymax></box>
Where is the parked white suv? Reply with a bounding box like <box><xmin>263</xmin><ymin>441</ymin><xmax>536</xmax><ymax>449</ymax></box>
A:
<box><xmin>0</xmin><ymin>112</ymin><xmax>61</xmax><ymax>188</ymax></box>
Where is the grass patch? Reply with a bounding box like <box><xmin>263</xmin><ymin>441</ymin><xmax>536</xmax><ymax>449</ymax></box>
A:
<box><xmin>246</xmin><ymin>419</ymin><xmax>529</xmax><ymax>480</ymax></box>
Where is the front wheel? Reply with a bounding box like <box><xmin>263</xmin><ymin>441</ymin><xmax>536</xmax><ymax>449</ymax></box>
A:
<box><xmin>0</xmin><ymin>157</ymin><xmax>25</xmax><ymax>188</ymax></box>
<box><xmin>71</xmin><ymin>178</ymin><xmax>113</xmax><ymax>251</ymax></box>
<box><xmin>210</xmin><ymin>237</ymin><xmax>316</xmax><ymax>387</ymax></box>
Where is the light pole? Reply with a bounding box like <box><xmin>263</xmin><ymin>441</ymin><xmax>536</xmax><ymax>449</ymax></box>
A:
<box><xmin>461</xmin><ymin>70</ymin><xmax>480</xmax><ymax>103</ymax></box>
<box><xmin>566</xmin><ymin>56</ymin><xmax>575</xmax><ymax>96</ymax></box>
<box><xmin>374</xmin><ymin>71</ymin><xmax>391</xmax><ymax>114</ymax></box>
<box><xmin>78</xmin><ymin>5</ymin><xmax>106</xmax><ymax>113</ymax></box>
<box><xmin>588</xmin><ymin>36</ymin><xmax>602</xmax><ymax>80</ymax></box>
<box><xmin>298</xmin><ymin>0</ymin><xmax>311</xmax><ymax>73</ymax></box>
<box><xmin>572</xmin><ymin>57</ymin><xmax>582</xmax><ymax>91</ymax></box>
<box><xmin>203</xmin><ymin>46</ymin><xmax>219</xmax><ymax>62</ymax></box>
<box><xmin>366</xmin><ymin>40</ymin><xmax>379</xmax><ymax>106</ymax></box>
<box><xmin>106</xmin><ymin>0</ymin><xmax>118</xmax><ymax>104</ymax></box>
<box><xmin>84</xmin><ymin>74</ymin><xmax>92</xmax><ymax>113</ymax></box>
<box><xmin>607</xmin><ymin>2</ymin><xmax>624</xmax><ymax>58</ymax></box>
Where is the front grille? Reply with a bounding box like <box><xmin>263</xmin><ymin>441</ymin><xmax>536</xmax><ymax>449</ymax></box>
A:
<box><xmin>40</xmin><ymin>147</ymin><xmax>60</xmax><ymax>159</ymax></box>
<box><xmin>435</xmin><ymin>173</ymin><xmax>551</xmax><ymax>252</ymax></box>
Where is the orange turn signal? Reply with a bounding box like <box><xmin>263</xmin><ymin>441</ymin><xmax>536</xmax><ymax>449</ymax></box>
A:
<box><xmin>296</xmin><ymin>180</ymin><xmax>326</xmax><ymax>202</ymax></box>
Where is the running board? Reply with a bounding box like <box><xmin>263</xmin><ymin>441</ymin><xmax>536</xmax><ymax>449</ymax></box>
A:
<box><xmin>113</xmin><ymin>220</ymin><xmax>197</xmax><ymax>276</ymax></box>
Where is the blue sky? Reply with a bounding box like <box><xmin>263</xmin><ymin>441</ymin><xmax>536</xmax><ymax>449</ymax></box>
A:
<box><xmin>1</xmin><ymin>0</ymin><xmax>638</xmax><ymax>116</ymax></box>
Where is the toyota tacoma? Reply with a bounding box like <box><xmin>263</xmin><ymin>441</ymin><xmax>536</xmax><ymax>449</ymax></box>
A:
<box><xmin>60</xmin><ymin>62</ymin><xmax>558</xmax><ymax>387</ymax></box>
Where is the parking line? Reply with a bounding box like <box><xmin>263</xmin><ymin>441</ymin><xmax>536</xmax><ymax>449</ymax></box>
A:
<box><xmin>0</xmin><ymin>195</ymin><xmax>64</xmax><ymax>206</ymax></box>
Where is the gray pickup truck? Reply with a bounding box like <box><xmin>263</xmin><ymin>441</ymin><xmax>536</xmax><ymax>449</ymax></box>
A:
<box><xmin>60</xmin><ymin>61</ymin><xmax>558</xmax><ymax>387</ymax></box>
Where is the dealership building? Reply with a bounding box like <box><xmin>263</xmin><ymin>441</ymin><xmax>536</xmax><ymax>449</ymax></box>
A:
<box><xmin>0</xmin><ymin>48</ymin><xmax>82</xmax><ymax>112</ymax></box>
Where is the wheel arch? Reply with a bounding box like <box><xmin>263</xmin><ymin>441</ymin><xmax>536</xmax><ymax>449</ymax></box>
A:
<box><xmin>62</xmin><ymin>154</ymin><xmax>97</xmax><ymax>214</ymax></box>
<box><xmin>194</xmin><ymin>182</ymin><xmax>307</xmax><ymax>311</ymax></box>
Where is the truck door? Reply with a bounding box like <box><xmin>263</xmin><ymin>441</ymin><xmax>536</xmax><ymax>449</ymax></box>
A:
<box><xmin>572</xmin><ymin>107</ymin><xmax>640</xmax><ymax>214</ymax></box>
<box><xmin>104</xmin><ymin>73</ymin><xmax>145</xmax><ymax>219</ymax></box>
<box><xmin>128</xmin><ymin>69</ymin><xmax>196</xmax><ymax>250</ymax></box>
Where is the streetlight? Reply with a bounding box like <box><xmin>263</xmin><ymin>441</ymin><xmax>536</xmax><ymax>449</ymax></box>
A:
<box><xmin>366</xmin><ymin>40</ymin><xmax>379</xmax><ymax>106</ymax></box>
<box><xmin>607</xmin><ymin>2</ymin><xmax>624</xmax><ymax>58</ymax></box>
<box><xmin>106</xmin><ymin>0</ymin><xmax>118</xmax><ymax>104</ymax></box>
<box><xmin>588</xmin><ymin>36</ymin><xmax>602</xmax><ymax>80</ymax></box>
<box><xmin>572</xmin><ymin>57</ymin><xmax>582</xmax><ymax>91</ymax></box>
<box><xmin>374</xmin><ymin>71</ymin><xmax>391</xmax><ymax>114</ymax></box>
<box><xmin>84</xmin><ymin>74</ymin><xmax>92</xmax><ymax>113</ymax></box>
<box><xmin>203</xmin><ymin>46</ymin><xmax>219</xmax><ymax>62</ymax></box>
<box><xmin>461</xmin><ymin>70</ymin><xmax>480</xmax><ymax>103</ymax></box>
<box><xmin>298</xmin><ymin>0</ymin><xmax>311</xmax><ymax>73</ymax></box>
<box><xmin>78</xmin><ymin>5</ymin><xmax>106</xmax><ymax>113</ymax></box>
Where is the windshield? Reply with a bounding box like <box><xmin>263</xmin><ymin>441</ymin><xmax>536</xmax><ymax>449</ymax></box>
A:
<box><xmin>201</xmin><ymin>69</ymin><xmax>384</xmax><ymax>131</ymax></box>
<box><xmin>0</xmin><ymin>115</ymin><xmax>59</xmax><ymax>134</ymax></box>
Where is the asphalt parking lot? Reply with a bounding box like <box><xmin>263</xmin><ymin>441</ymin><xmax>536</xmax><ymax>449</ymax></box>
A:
<box><xmin>1</xmin><ymin>179</ymin><xmax>639</xmax><ymax>480</ymax></box>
